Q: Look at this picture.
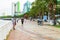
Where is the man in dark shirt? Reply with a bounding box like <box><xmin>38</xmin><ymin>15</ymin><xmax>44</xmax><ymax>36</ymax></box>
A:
<box><xmin>21</xmin><ymin>18</ymin><xmax>24</xmax><ymax>25</ymax></box>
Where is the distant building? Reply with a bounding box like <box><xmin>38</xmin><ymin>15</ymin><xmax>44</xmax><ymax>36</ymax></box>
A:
<box><xmin>23</xmin><ymin>1</ymin><xmax>31</xmax><ymax>13</ymax></box>
<box><xmin>12</xmin><ymin>1</ymin><xmax>20</xmax><ymax>16</ymax></box>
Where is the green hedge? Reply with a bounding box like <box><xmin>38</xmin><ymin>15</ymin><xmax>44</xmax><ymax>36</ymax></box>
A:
<box><xmin>0</xmin><ymin>14</ymin><xmax>24</xmax><ymax>18</ymax></box>
<box><xmin>0</xmin><ymin>16</ymin><xmax>13</xmax><ymax>18</ymax></box>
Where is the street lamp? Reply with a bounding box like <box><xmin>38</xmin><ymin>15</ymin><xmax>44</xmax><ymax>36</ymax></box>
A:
<box><xmin>14</xmin><ymin>4</ymin><xmax>16</xmax><ymax>17</ymax></box>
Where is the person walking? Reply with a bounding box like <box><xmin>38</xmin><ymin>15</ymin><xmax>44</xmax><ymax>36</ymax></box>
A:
<box><xmin>30</xmin><ymin>17</ymin><xmax>32</xmax><ymax>21</ymax></box>
<box><xmin>37</xmin><ymin>16</ymin><xmax>42</xmax><ymax>25</ymax></box>
<box><xmin>12</xmin><ymin>18</ymin><xmax>16</xmax><ymax>30</ymax></box>
<box><xmin>21</xmin><ymin>17</ymin><xmax>24</xmax><ymax>26</ymax></box>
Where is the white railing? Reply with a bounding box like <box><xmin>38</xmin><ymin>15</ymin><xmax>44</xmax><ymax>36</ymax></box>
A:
<box><xmin>0</xmin><ymin>20</ymin><xmax>13</xmax><ymax>40</ymax></box>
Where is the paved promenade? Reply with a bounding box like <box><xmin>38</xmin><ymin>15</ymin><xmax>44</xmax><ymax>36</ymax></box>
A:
<box><xmin>7</xmin><ymin>19</ymin><xmax>60</xmax><ymax>40</ymax></box>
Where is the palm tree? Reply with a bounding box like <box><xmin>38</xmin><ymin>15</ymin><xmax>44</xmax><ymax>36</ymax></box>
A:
<box><xmin>30</xmin><ymin>0</ymin><xmax>48</xmax><ymax>18</ymax></box>
<box><xmin>29</xmin><ymin>0</ymin><xmax>57</xmax><ymax>20</ymax></box>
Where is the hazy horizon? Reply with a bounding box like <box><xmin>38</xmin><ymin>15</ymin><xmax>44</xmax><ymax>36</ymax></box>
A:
<box><xmin>0</xmin><ymin>0</ymin><xmax>35</xmax><ymax>16</ymax></box>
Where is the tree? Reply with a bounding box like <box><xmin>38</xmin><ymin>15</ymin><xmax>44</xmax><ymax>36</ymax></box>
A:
<box><xmin>28</xmin><ymin>0</ymin><xmax>57</xmax><ymax>20</ymax></box>
<box><xmin>29</xmin><ymin>0</ymin><xmax>48</xmax><ymax>18</ymax></box>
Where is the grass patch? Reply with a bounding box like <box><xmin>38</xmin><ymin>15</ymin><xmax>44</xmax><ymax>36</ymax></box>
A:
<box><xmin>54</xmin><ymin>25</ymin><xmax>60</xmax><ymax>28</ymax></box>
<box><xmin>47</xmin><ymin>24</ymin><xmax>60</xmax><ymax>28</ymax></box>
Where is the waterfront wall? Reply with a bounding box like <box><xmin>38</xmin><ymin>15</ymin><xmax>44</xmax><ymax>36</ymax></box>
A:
<box><xmin>0</xmin><ymin>20</ymin><xmax>13</xmax><ymax>40</ymax></box>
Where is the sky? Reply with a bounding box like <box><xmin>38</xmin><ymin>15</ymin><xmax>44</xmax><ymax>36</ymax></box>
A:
<box><xmin>0</xmin><ymin>0</ymin><xmax>35</xmax><ymax>16</ymax></box>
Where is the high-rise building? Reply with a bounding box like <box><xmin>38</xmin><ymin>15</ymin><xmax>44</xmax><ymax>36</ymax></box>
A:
<box><xmin>23</xmin><ymin>1</ymin><xmax>31</xmax><ymax>13</ymax></box>
<box><xmin>12</xmin><ymin>1</ymin><xmax>20</xmax><ymax>16</ymax></box>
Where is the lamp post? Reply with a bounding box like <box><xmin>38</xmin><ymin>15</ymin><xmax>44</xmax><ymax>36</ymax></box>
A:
<box><xmin>12</xmin><ymin>1</ymin><xmax>20</xmax><ymax>30</ymax></box>
<box><xmin>14</xmin><ymin>4</ymin><xmax>16</xmax><ymax>17</ymax></box>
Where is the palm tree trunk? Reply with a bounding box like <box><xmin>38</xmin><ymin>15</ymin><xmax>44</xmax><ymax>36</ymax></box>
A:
<box><xmin>48</xmin><ymin>3</ymin><xmax>53</xmax><ymax>20</ymax></box>
<box><xmin>53</xmin><ymin>4</ymin><xmax>56</xmax><ymax>25</ymax></box>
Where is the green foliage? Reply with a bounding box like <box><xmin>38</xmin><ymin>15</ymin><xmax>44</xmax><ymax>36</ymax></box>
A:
<box><xmin>28</xmin><ymin>0</ymin><xmax>57</xmax><ymax>19</ymax></box>
<box><xmin>0</xmin><ymin>14</ymin><xmax>24</xmax><ymax>18</ymax></box>
<box><xmin>29</xmin><ymin>0</ymin><xmax>49</xmax><ymax>18</ymax></box>
<box><xmin>54</xmin><ymin>25</ymin><xmax>60</xmax><ymax>28</ymax></box>
<box><xmin>0</xmin><ymin>16</ymin><xmax>13</xmax><ymax>18</ymax></box>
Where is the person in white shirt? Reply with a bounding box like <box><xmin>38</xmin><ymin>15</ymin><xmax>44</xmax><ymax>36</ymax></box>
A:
<box><xmin>12</xmin><ymin>18</ymin><xmax>16</xmax><ymax>30</ymax></box>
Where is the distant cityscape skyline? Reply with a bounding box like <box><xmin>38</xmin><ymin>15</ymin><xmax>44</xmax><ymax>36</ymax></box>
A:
<box><xmin>0</xmin><ymin>0</ymin><xmax>35</xmax><ymax>16</ymax></box>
